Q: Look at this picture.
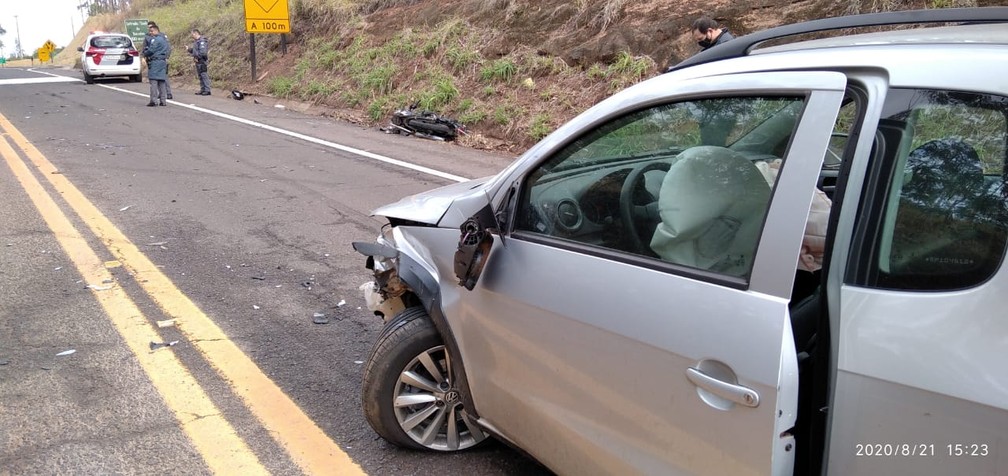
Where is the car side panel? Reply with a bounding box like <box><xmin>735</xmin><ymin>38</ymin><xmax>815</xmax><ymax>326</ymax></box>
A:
<box><xmin>828</xmin><ymin>368</ymin><xmax>1008</xmax><ymax>474</ymax></box>
<box><xmin>828</xmin><ymin>278</ymin><xmax>1008</xmax><ymax>474</ymax></box>
<box><xmin>454</xmin><ymin>241</ymin><xmax>791</xmax><ymax>475</ymax></box>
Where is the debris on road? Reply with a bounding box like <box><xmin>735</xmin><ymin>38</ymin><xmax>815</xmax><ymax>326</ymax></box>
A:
<box><xmin>56</xmin><ymin>349</ymin><xmax>76</xmax><ymax>357</ymax></box>
<box><xmin>312</xmin><ymin>312</ymin><xmax>329</xmax><ymax>325</ymax></box>
<box><xmin>253</xmin><ymin>305</ymin><xmax>261</xmax><ymax>310</ymax></box>
<box><xmin>86</xmin><ymin>283</ymin><xmax>113</xmax><ymax>291</ymax></box>
<box><xmin>337</xmin><ymin>299</ymin><xmax>346</xmax><ymax>307</ymax></box>
<box><xmin>119</xmin><ymin>205</ymin><xmax>132</xmax><ymax>211</ymax></box>
<box><xmin>251</xmin><ymin>275</ymin><xmax>266</xmax><ymax>281</ymax></box>
<box><xmin>149</xmin><ymin>340</ymin><xmax>180</xmax><ymax>350</ymax></box>
<box><xmin>156</xmin><ymin>319</ymin><xmax>177</xmax><ymax>328</ymax></box>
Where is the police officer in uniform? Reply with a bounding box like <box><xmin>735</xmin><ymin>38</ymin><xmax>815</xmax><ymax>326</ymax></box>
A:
<box><xmin>187</xmin><ymin>29</ymin><xmax>211</xmax><ymax>95</ymax></box>
<box><xmin>143</xmin><ymin>21</ymin><xmax>173</xmax><ymax>99</ymax></box>
<box><xmin>143</xmin><ymin>24</ymin><xmax>169</xmax><ymax>106</ymax></box>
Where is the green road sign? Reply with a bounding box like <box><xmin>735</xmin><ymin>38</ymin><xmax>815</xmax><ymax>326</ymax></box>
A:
<box><xmin>0</xmin><ymin>57</ymin><xmax>6</xmax><ymax>65</ymax></box>
<box><xmin>125</xmin><ymin>19</ymin><xmax>149</xmax><ymax>47</ymax></box>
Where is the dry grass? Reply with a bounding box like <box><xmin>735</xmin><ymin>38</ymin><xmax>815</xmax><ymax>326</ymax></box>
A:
<box><xmin>596</xmin><ymin>0</ymin><xmax>629</xmax><ymax>31</ymax></box>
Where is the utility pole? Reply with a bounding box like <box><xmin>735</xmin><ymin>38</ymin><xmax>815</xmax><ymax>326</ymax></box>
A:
<box><xmin>14</xmin><ymin>15</ymin><xmax>21</xmax><ymax>59</ymax></box>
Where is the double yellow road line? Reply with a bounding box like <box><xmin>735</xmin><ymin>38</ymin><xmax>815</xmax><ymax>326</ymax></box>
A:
<box><xmin>0</xmin><ymin>112</ymin><xmax>364</xmax><ymax>475</ymax></box>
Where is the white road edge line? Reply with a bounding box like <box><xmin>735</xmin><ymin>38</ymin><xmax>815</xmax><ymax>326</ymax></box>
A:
<box><xmin>28</xmin><ymin>68</ymin><xmax>470</xmax><ymax>183</ymax></box>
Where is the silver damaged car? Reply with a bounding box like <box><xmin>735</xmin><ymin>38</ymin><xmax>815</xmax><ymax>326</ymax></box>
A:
<box><xmin>353</xmin><ymin>7</ymin><xmax>1008</xmax><ymax>475</ymax></box>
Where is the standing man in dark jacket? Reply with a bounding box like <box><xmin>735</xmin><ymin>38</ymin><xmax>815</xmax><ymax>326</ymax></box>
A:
<box><xmin>187</xmin><ymin>29</ymin><xmax>211</xmax><ymax>95</ymax></box>
<box><xmin>664</xmin><ymin>16</ymin><xmax>736</xmax><ymax>73</ymax></box>
<box><xmin>143</xmin><ymin>24</ymin><xmax>169</xmax><ymax>106</ymax></box>
<box><xmin>691</xmin><ymin>17</ymin><xmax>734</xmax><ymax>52</ymax></box>
<box><xmin>144</xmin><ymin>21</ymin><xmax>173</xmax><ymax>99</ymax></box>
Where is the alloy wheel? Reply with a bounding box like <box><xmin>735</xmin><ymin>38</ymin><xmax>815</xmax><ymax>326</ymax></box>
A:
<box><xmin>392</xmin><ymin>345</ymin><xmax>487</xmax><ymax>451</ymax></box>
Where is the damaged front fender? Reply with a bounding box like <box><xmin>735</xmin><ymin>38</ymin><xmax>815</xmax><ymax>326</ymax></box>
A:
<box><xmin>371</xmin><ymin>177</ymin><xmax>492</xmax><ymax>226</ymax></box>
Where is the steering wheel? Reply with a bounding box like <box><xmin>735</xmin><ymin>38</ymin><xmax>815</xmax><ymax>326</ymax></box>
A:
<box><xmin>620</xmin><ymin>161</ymin><xmax>671</xmax><ymax>254</ymax></box>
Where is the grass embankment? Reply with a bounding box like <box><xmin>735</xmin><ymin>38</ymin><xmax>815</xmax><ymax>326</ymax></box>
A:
<box><xmin>33</xmin><ymin>0</ymin><xmax>657</xmax><ymax>149</ymax></box>
<box><xmin>121</xmin><ymin>0</ymin><xmax>655</xmax><ymax>149</ymax></box>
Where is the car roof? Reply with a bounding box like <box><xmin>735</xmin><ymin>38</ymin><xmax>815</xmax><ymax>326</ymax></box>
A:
<box><xmin>87</xmin><ymin>33</ymin><xmax>130</xmax><ymax>39</ymax></box>
<box><xmin>670</xmin><ymin>7</ymin><xmax>1008</xmax><ymax>72</ymax></box>
<box><xmin>755</xmin><ymin>22</ymin><xmax>1008</xmax><ymax>54</ymax></box>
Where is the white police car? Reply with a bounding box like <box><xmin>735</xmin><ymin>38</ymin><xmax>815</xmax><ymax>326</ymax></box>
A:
<box><xmin>78</xmin><ymin>32</ymin><xmax>141</xmax><ymax>84</ymax></box>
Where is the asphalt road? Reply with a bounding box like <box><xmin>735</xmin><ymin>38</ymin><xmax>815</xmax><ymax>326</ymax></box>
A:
<box><xmin>0</xmin><ymin>66</ymin><xmax>549</xmax><ymax>475</ymax></box>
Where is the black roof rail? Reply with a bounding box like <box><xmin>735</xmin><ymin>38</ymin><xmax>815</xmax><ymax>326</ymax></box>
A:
<box><xmin>668</xmin><ymin>7</ymin><xmax>1008</xmax><ymax>73</ymax></box>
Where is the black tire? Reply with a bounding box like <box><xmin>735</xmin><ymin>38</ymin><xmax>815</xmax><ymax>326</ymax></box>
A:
<box><xmin>407</xmin><ymin>118</ymin><xmax>456</xmax><ymax>139</ymax></box>
<box><xmin>83</xmin><ymin>73</ymin><xmax>94</xmax><ymax>84</ymax></box>
<box><xmin>132</xmin><ymin>74</ymin><xmax>142</xmax><ymax>83</ymax></box>
<box><xmin>361</xmin><ymin>307</ymin><xmax>488</xmax><ymax>451</ymax></box>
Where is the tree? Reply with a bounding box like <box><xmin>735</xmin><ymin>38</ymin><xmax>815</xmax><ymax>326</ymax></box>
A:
<box><xmin>0</xmin><ymin>24</ymin><xmax>6</xmax><ymax>51</ymax></box>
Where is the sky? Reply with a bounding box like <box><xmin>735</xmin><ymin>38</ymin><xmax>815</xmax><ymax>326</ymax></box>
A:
<box><xmin>0</xmin><ymin>0</ymin><xmax>90</xmax><ymax>57</ymax></box>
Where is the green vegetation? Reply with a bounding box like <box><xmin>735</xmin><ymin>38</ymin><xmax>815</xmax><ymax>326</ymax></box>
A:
<box><xmin>300</xmin><ymin>79</ymin><xmax>338</xmax><ymax>102</ymax></box>
<box><xmin>266</xmin><ymin>76</ymin><xmax>295</xmax><ymax>98</ymax></box>
<box><xmin>493</xmin><ymin>104</ymin><xmax>520</xmax><ymax>126</ymax></box>
<box><xmin>418</xmin><ymin>76</ymin><xmax>459</xmax><ymax>111</ymax></box>
<box><xmin>480</xmin><ymin>59</ymin><xmax>519</xmax><ymax>83</ymax></box>
<box><xmin>459</xmin><ymin>109</ymin><xmax>488</xmax><ymax>125</ymax></box>
<box><xmin>529</xmin><ymin>113</ymin><xmax>552</xmax><ymax>140</ymax></box>
<box><xmin>446</xmin><ymin>46</ymin><xmax>482</xmax><ymax>72</ymax></box>
<box><xmin>360</xmin><ymin>64</ymin><xmax>397</xmax><ymax>96</ymax></box>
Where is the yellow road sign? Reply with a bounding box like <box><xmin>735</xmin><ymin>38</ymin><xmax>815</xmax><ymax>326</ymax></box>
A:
<box><xmin>243</xmin><ymin>0</ymin><xmax>290</xmax><ymax>33</ymax></box>
<box><xmin>42</xmin><ymin>40</ymin><xmax>57</xmax><ymax>53</ymax></box>
<box><xmin>39</xmin><ymin>50</ymin><xmax>51</xmax><ymax>62</ymax></box>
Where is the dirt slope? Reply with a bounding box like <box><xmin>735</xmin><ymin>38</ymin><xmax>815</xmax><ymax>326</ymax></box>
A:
<box><xmin>359</xmin><ymin>0</ymin><xmax>858</xmax><ymax>69</ymax></box>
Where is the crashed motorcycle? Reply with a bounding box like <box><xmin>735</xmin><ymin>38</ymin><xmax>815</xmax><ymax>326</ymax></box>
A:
<box><xmin>383</xmin><ymin>103</ymin><xmax>467</xmax><ymax>141</ymax></box>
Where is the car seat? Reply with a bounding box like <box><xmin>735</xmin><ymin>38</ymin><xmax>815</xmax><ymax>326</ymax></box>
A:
<box><xmin>649</xmin><ymin>146</ymin><xmax>771</xmax><ymax>277</ymax></box>
<box><xmin>885</xmin><ymin>138</ymin><xmax>1005</xmax><ymax>288</ymax></box>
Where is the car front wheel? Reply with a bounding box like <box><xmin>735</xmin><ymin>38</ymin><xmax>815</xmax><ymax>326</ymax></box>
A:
<box><xmin>361</xmin><ymin>307</ymin><xmax>488</xmax><ymax>451</ymax></box>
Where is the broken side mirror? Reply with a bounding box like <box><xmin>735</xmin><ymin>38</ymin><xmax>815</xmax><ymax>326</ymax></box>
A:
<box><xmin>453</xmin><ymin>206</ymin><xmax>497</xmax><ymax>291</ymax></box>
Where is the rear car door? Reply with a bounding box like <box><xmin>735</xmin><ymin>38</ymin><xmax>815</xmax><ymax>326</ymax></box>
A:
<box><xmin>828</xmin><ymin>86</ymin><xmax>1008</xmax><ymax>474</ymax></box>
<box><xmin>445</xmin><ymin>72</ymin><xmax>847</xmax><ymax>474</ymax></box>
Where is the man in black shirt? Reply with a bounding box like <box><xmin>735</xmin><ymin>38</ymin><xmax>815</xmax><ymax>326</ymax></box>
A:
<box><xmin>692</xmin><ymin>17</ymin><xmax>734</xmax><ymax>52</ymax></box>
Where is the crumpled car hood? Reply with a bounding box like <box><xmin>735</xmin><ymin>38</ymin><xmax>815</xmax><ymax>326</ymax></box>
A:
<box><xmin>372</xmin><ymin>178</ymin><xmax>491</xmax><ymax>226</ymax></box>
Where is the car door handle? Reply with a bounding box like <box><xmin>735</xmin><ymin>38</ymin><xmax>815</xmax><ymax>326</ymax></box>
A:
<box><xmin>686</xmin><ymin>367</ymin><xmax>760</xmax><ymax>408</ymax></box>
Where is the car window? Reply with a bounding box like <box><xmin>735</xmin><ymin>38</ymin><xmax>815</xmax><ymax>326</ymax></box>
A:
<box><xmin>864</xmin><ymin>89</ymin><xmax>1008</xmax><ymax>290</ymax></box>
<box><xmin>514</xmin><ymin>96</ymin><xmax>805</xmax><ymax>279</ymax></box>
<box><xmin>91</xmin><ymin>36</ymin><xmax>132</xmax><ymax>49</ymax></box>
